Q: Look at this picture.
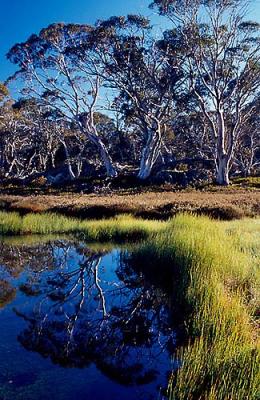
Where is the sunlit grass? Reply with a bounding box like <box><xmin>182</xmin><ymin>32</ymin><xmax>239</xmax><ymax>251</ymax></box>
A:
<box><xmin>0</xmin><ymin>211</ymin><xmax>166</xmax><ymax>240</ymax></box>
<box><xmin>0</xmin><ymin>234</ymin><xmax>70</xmax><ymax>246</ymax></box>
<box><xmin>223</xmin><ymin>218</ymin><xmax>260</xmax><ymax>257</ymax></box>
<box><xmin>133</xmin><ymin>214</ymin><xmax>259</xmax><ymax>400</ymax></box>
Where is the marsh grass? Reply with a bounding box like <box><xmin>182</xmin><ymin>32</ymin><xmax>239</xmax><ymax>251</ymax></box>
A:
<box><xmin>223</xmin><ymin>218</ymin><xmax>260</xmax><ymax>257</ymax></box>
<box><xmin>0</xmin><ymin>234</ymin><xmax>70</xmax><ymax>246</ymax></box>
<box><xmin>133</xmin><ymin>215</ymin><xmax>259</xmax><ymax>399</ymax></box>
<box><xmin>0</xmin><ymin>211</ymin><xmax>166</xmax><ymax>241</ymax></box>
<box><xmin>0</xmin><ymin>210</ymin><xmax>259</xmax><ymax>399</ymax></box>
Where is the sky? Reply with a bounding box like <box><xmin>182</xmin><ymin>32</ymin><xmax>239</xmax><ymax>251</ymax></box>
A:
<box><xmin>1</xmin><ymin>0</ymin><xmax>260</xmax><ymax>84</ymax></box>
<box><xmin>0</xmin><ymin>0</ymin><xmax>152</xmax><ymax>82</ymax></box>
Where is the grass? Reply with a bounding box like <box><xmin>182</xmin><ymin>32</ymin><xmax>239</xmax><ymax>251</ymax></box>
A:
<box><xmin>0</xmin><ymin>187</ymin><xmax>259</xmax><ymax>220</ymax></box>
<box><xmin>232</xmin><ymin>176</ymin><xmax>260</xmax><ymax>189</ymax></box>
<box><xmin>0</xmin><ymin>211</ymin><xmax>259</xmax><ymax>399</ymax></box>
<box><xmin>132</xmin><ymin>215</ymin><xmax>259</xmax><ymax>400</ymax></box>
<box><xmin>223</xmin><ymin>218</ymin><xmax>260</xmax><ymax>258</ymax></box>
<box><xmin>0</xmin><ymin>211</ymin><xmax>166</xmax><ymax>241</ymax></box>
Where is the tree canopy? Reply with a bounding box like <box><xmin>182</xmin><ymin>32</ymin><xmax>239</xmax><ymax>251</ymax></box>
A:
<box><xmin>1</xmin><ymin>0</ymin><xmax>259</xmax><ymax>186</ymax></box>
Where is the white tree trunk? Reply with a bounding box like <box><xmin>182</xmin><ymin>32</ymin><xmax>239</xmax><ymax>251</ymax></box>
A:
<box><xmin>80</xmin><ymin>122</ymin><xmax>117</xmax><ymax>178</ymax></box>
<box><xmin>138</xmin><ymin>127</ymin><xmax>161</xmax><ymax>180</ymax></box>
<box><xmin>75</xmin><ymin>159</ymin><xmax>83</xmax><ymax>178</ymax></box>
<box><xmin>216</xmin><ymin>109</ymin><xmax>231</xmax><ymax>186</ymax></box>
<box><xmin>216</xmin><ymin>155</ymin><xmax>230</xmax><ymax>185</ymax></box>
<box><xmin>95</xmin><ymin>137</ymin><xmax>117</xmax><ymax>178</ymax></box>
<box><xmin>61</xmin><ymin>140</ymin><xmax>76</xmax><ymax>180</ymax></box>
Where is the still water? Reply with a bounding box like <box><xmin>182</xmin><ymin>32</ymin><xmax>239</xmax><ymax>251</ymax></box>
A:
<box><xmin>0</xmin><ymin>238</ymin><xmax>176</xmax><ymax>400</ymax></box>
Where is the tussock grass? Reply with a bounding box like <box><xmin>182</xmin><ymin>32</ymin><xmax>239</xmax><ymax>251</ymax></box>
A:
<box><xmin>0</xmin><ymin>211</ymin><xmax>165</xmax><ymax>241</ymax></box>
<box><xmin>223</xmin><ymin>218</ymin><xmax>260</xmax><ymax>257</ymax></box>
<box><xmin>0</xmin><ymin>211</ymin><xmax>22</xmax><ymax>235</ymax></box>
<box><xmin>79</xmin><ymin>214</ymin><xmax>165</xmax><ymax>241</ymax></box>
<box><xmin>0</xmin><ymin>210</ymin><xmax>259</xmax><ymax>399</ymax></box>
<box><xmin>133</xmin><ymin>215</ymin><xmax>259</xmax><ymax>399</ymax></box>
<box><xmin>0</xmin><ymin>234</ymin><xmax>70</xmax><ymax>246</ymax></box>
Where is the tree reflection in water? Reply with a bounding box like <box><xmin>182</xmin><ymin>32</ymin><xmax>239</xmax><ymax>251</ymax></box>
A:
<box><xmin>0</xmin><ymin>240</ymin><xmax>175</xmax><ymax>392</ymax></box>
<box><xmin>0</xmin><ymin>240</ymin><xmax>59</xmax><ymax>307</ymax></box>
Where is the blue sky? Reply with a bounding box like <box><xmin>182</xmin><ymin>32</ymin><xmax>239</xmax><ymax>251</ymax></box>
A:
<box><xmin>0</xmin><ymin>0</ymin><xmax>151</xmax><ymax>82</ymax></box>
<box><xmin>1</xmin><ymin>0</ymin><xmax>260</xmax><ymax>83</ymax></box>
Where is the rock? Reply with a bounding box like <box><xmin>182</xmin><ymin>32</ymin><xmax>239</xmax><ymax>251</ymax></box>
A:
<box><xmin>153</xmin><ymin>170</ymin><xmax>187</xmax><ymax>185</ymax></box>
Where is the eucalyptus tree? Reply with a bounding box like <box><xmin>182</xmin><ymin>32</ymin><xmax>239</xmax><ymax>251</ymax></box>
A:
<box><xmin>15</xmin><ymin>102</ymin><xmax>87</xmax><ymax>181</ymax></box>
<box><xmin>0</xmin><ymin>86</ymin><xmax>32</xmax><ymax>179</ymax></box>
<box><xmin>0</xmin><ymin>94</ymin><xmax>32</xmax><ymax>179</ymax></box>
<box><xmin>12</xmin><ymin>99</ymin><xmax>60</xmax><ymax>173</ymax></box>
<box><xmin>0</xmin><ymin>97</ymin><xmax>60</xmax><ymax>179</ymax></box>
<box><xmin>151</xmin><ymin>0</ymin><xmax>260</xmax><ymax>184</ymax></box>
<box><xmin>233</xmin><ymin>96</ymin><xmax>260</xmax><ymax>176</ymax></box>
<box><xmin>84</xmin><ymin>15</ymin><xmax>185</xmax><ymax>179</ymax></box>
<box><xmin>0</xmin><ymin>83</ymin><xmax>9</xmax><ymax>106</ymax></box>
<box><xmin>0</xmin><ymin>83</ymin><xmax>10</xmax><ymax>174</ymax></box>
<box><xmin>171</xmin><ymin>112</ymin><xmax>214</xmax><ymax>163</ymax></box>
<box><xmin>7</xmin><ymin>23</ymin><xmax>117</xmax><ymax>178</ymax></box>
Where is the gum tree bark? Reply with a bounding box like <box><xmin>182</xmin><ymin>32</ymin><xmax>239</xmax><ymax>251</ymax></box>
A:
<box><xmin>79</xmin><ymin>114</ymin><xmax>117</xmax><ymax>178</ymax></box>
<box><xmin>138</xmin><ymin>125</ymin><xmax>162</xmax><ymax>180</ymax></box>
<box><xmin>216</xmin><ymin>109</ymin><xmax>231</xmax><ymax>185</ymax></box>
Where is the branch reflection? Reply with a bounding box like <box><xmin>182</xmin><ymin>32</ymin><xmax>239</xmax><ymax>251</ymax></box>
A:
<box><xmin>0</xmin><ymin>240</ymin><xmax>175</xmax><ymax>389</ymax></box>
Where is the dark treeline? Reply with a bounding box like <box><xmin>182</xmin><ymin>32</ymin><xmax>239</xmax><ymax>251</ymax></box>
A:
<box><xmin>0</xmin><ymin>0</ymin><xmax>259</xmax><ymax>187</ymax></box>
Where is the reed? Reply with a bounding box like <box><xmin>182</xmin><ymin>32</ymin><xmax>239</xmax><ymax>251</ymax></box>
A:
<box><xmin>0</xmin><ymin>211</ymin><xmax>166</xmax><ymax>240</ymax></box>
<box><xmin>133</xmin><ymin>214</ymin><xmax>259</xmax><ymax>400</ymax></box>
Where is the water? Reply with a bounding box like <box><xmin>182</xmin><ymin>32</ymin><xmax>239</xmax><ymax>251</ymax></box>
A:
<box><xmin>0</xmin><ymin>238</ymin><xmax>176</xmax><ymax>400</ymax></box>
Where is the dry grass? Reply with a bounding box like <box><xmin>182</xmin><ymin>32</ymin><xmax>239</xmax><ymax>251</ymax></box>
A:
<box><xmin>0</xmin><ymin>189</ymin><xmax>259</xmax><ymax>220</ymax></box>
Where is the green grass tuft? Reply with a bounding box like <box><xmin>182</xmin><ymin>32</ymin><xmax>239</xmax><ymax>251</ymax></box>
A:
<box><xmin>0</xmin><ymin>211</ymin><xmax>165</xmax><ymax>241</ymax></box>
<box><xmin>133</xmin><ymin>214</ymin><xmax>259</xmax><ymax>400</ymax></box>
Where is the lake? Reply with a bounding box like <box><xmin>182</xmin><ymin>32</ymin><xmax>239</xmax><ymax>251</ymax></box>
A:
<box><xmin>0</xmin><ymin>237</ymin><xmax>177</xmax><ymax>400</ymax></box>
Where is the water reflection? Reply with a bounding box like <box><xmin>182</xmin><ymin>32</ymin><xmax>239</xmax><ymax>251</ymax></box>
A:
<box><xmin>0</xmin><ymin>239</ymin><xmax>175</xmax><ymax>399</ymax></box>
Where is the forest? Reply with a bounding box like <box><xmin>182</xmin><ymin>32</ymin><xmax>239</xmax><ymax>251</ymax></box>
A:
<box><xmin>0</xmin><ymin>0</ymin><xmax>259</xmax><ymax>189</ymax></box>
